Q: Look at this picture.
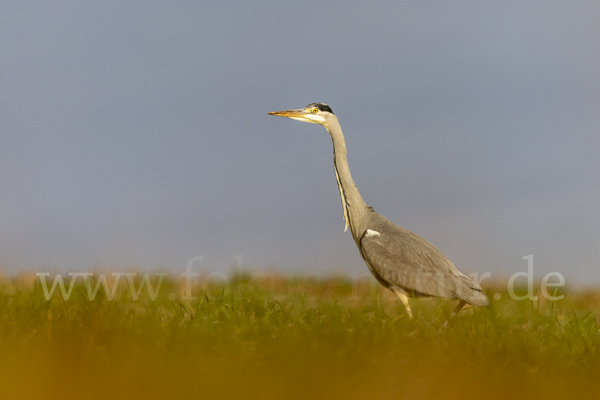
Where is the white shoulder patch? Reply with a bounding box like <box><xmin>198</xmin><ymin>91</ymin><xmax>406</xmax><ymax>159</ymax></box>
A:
<box><xmin>365</xmin><ymin>229</ymin><xmax>381</xmax><ymax>237</ymax></box>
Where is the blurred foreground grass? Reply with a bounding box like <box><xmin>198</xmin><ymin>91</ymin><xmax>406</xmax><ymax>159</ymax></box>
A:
<box><xmin>1</xmin><ymin>272</ymin><xmax>599</xmax><ymax>399</ymax></box>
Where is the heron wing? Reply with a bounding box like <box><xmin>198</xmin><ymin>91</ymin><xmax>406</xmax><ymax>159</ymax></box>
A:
<box><xmin>360</xmin><ymin>227</ymin><xmax>486</xmax><ymax>305</ymax></box>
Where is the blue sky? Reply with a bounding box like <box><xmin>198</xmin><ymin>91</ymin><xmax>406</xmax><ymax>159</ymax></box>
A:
<box><xmin>1</xmin><ymin>1</ymin><xmax>599</xmax><ymax>282</ymax></box>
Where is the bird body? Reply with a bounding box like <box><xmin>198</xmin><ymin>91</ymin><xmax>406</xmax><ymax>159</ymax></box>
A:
<box><xmin>359</xmin><ymin>212</ymin><xmax>489</xmax><ymax>307</ymax></box>
<box><xmin>268</xmin><ymin>103</ymin><xmax>489</xmax><ymax>318</ymax></box>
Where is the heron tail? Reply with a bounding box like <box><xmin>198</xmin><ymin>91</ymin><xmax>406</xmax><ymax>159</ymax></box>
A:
<box><xmin>455</xmin><ymin>275</ymin><xmax>489</xmax><ymax>307</ymax></box>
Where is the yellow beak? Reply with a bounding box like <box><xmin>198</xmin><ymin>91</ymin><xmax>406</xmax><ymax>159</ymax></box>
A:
<box><xmin>267</xmin><ymin>109</ymin><xmax>306</xmax><ymax>118</ymax></box>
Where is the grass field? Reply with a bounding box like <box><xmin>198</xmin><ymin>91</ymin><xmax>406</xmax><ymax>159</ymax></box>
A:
<box><xmin>1</xmin><ymin>272</ymin><xmax>599</xmax><ymax>399</ymax></box>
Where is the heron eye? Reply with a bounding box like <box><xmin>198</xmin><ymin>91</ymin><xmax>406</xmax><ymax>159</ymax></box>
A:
<box><xmin>311</xmin><ymin>108</ymin><xmax>318</xmax><ymax>114</ymax></box>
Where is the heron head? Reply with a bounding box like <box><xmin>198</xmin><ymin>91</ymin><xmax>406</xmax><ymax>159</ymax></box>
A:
<box><xmin>268</xmin><ymin>103</ymin><xmax>335</xmax><ymax>127</ymax></box>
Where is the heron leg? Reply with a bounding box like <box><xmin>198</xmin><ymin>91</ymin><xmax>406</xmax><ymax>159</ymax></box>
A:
<box><xmin>390</xmin><ymin>287</ymin><xmax>413</xmax><ymax>318</ymax></box>
<box><xmin>441</xmin><ymin>300</ymin><xmax>467</xmax><ymax>329</ymax></box>
<box><xmin>450</xmin><ymin>300</ymin><xmax>467</xmax><ymax>318</ymax></box>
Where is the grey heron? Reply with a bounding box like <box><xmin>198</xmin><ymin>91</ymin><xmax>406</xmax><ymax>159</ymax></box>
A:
<box><xmin>268</xmin><ymin>103</ymin><xmax>489</xmax><ymax>319</ymax></box>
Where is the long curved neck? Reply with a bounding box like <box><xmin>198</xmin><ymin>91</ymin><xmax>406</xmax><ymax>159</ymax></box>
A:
<box><xmin>326</xmin><ymin>117</ymin><xmax>370</xmax><ymax>241</ymax></box>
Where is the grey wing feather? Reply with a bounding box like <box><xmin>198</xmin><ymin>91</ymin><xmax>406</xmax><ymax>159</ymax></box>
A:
<box><xmin>360</xmin><ymin>225</ymin><xmax>489</xmax><ymax>307</ymax></box>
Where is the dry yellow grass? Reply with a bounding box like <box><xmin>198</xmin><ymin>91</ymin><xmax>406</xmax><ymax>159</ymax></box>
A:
<box><xmin>0</xmin><ymin>273</ymin><xmax>599</xmax><ymax>399</ymax></box>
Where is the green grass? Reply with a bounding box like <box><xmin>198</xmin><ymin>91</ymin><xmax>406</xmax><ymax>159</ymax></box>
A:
<box><xmin>1</xmin><ymin>273</ymin><xmax>599</xmax><ymax>399</ymax></box>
